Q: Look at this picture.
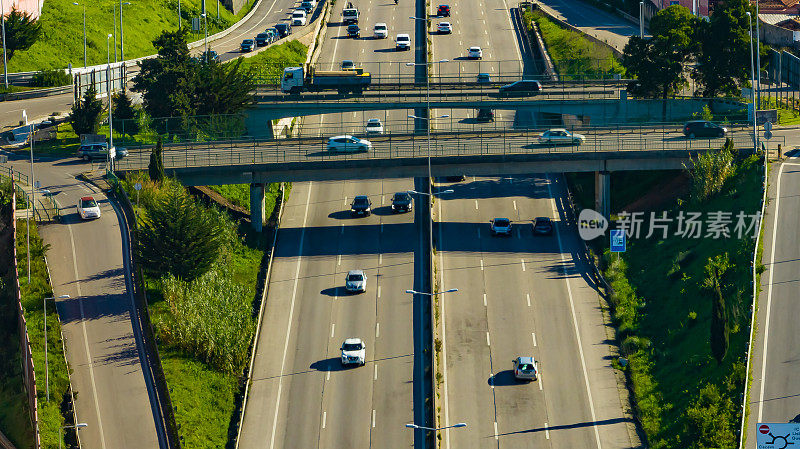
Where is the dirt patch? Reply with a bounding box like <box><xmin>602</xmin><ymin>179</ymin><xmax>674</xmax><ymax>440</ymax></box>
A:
<box><xmin>620</xmin><ymin>172</ymin><xmax>691</xmax><ymax>213</ymax></box>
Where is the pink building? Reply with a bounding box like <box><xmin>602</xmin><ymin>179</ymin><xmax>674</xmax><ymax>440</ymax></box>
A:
<box><xmin>1</xmin><ymin>0</ymin><xmax>44</xmax><ymax>20</ymax></box>
<box><xmin>649</xmin><ymin>0</ymin><xmax>710</xmax><ymax>17</ymax></box>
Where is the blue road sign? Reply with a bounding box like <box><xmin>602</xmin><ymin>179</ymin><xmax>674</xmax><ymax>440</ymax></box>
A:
<box><xmin>610</xmin><ymin>229</ymin><xmax>626</xmax><ymax>253</ymax></box>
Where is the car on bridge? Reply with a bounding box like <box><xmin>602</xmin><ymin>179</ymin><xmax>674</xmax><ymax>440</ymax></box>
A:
<box><xmin>300</xmin><ymin>0</ymin><xmax>315</xmax><ymax>12</ymax></box>
<box><xmin>340</xmin><ymin>338</ymin><xmax>366</xmax><ymax>366</ymax></box>
<box><xmin>78</xmin><ymin>196</ymin><xmax>101</xmax><ymax>220</ymax></box>
<box><xmin>374</xmin><ymin>23</ymin><xmax>388</xmax><ymax>38</ymax></box>
<box><xmin>476</xmin><ymin>108</ymin><xmax>494</xmax><ymax>122</ymax></box>
<box><xmin>498</xmin><ymin>79</ymin><xmax>541</xmax><ymax>97</ymax></box>
<box><xmin>328</xmin><ymin>135</ymin><xmax>372</xmax><ymax>152</ymax></box>
<box><xmin>490</xmin><ymin>218</ymin><xmax>512</xmax><ymax>236</ymax></box>
<box><xmin>255</xmin><ymin>32</ymin><xmax>272</xmax><ymax>46</ymax></box>
<box><xmin>538</xmin><ymin>128</ymin><xmax>585</xmax><ymax>145</ymax></box>
<box><xmin>345</xmin><ymin>270</ymin><xmax>367</xmax><ymax>293</ymax></box>
<box><xmin>365</xmin><ymin>118</ymin><xmax>384</xmax><ymax>134</ymax></box>
<box><xmin>683</xmin><ymin>120</ymin><xmax>727</xmax><ymax>138</ymax></box>
<box><xmin>391</xmin><ymin>192</ymin><xmax>413</xmax><ymax>213</ymax></box>
<box><xmin>240</xmin><ymin>39</ymin><xmax>255</xmax><ymax>52</ymax></box>
<box><xmin>350</xmin><ymin>195</ymin><xmax>373</xmax><ymax>216</ymax></box>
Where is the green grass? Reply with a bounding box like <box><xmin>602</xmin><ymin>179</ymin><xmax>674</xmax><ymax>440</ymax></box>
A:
<box><xmin>0</xmin><ymin>85</ymin><xmax>36</xmax><ymax>94</ymax></box>
<box><xmin>2</xmin><ymin>0</ymin><xmax>256</xmax><ymax>73</ymax></box>
<box><xmin>522</xmin><ymin>8</ymin><xmax>624</xmax><ymax>79</ymax></box>
<box><xmin>208</xmin><ymin>182</ymin><xmax>283</xmax><ymax>213</ymax></box>
<box><xmin>568</xmin><ymin>155</ymin><xmax>762</xmax><ymax>447</ymax></box>
<box><xmin>15</xmin><ymin>220</ymin><xmax>71</xmax><ymax>449</ymax></box>
<box><xmin>759</xmin><ymin>97</ymin><xmax>800</xmax><ymax>126</ymax></box>
<box><xmin>240</xmin><ymin>40</ymin><xmax>308</xmax><ymax>84</ymax></box>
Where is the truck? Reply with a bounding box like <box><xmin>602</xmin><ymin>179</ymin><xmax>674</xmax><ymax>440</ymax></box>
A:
<box><xmin>343</xmin><ymin>3</ymin><xmax>359</xmax><ymax>24</ymax></box>
<box><xmin>281</xmin><ymin>65</ymin><xmax>372</xmax><ymax>94</ymax></box>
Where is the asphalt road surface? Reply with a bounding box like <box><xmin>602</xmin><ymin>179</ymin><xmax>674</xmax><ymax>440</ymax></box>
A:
<box><xmin>746</xmin><ymin>156</ymin><xmax>800</xmax><ymax>447</ymax></box>
<box><xmin>532</xmin><ymin>0</ymin><xmax>643</xmax><ymax>53</ymax></box>
<box><xmin>238</xmin><ymin>179</ymin><xmax>417</xmax><ymax>449</ymax></box>
<box><xmin>2</xmin><ymin>153</ymin><xmax>161</xmax><ymax>448</ymax></box>
<box><xmin>434</xmin><ymin>174</ymin><xmax>636</xmax><ymax>449</ymax></box>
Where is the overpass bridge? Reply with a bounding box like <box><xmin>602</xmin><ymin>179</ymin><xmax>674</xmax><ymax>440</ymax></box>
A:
<box><xmin>115</xmin><ymin>125</ymin><xmax>765</xmax><ymax>229</ymax></box>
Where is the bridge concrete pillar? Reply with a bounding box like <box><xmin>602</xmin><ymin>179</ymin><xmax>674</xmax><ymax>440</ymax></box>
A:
<box><xmin>250</xmin><ymin>183</ymin><xmax>266</xmax><ymax>232</ymax></box>
<box><xmin>413</xmin><ymin>107</ymin><xmax>428</xmax><ymax>134</ymax></box>
<box><xmin>594</xmin><ymin>171</ymin><xmax>611</xmax><ymax>220</ymax></box>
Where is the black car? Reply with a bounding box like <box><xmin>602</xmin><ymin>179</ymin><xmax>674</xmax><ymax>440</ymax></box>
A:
<box><xmin>275</xmin><ymin>22</ymin><xmax>292</xmax><ymax>37</ymax></box>
<box><xmin>391</xmin><ymin>192</ymin><xmax>413</xmax><ymax>213</ymax></box>
<box><xmin>533</xmin><ymin>217</ymin><xmax>553</xmax><ymax>235</ymax></box>
<box><xmin>347</xmin><ymin>24</ymin><xmax>360</xmax><ymax>38</ymax></box>
<box><xmin>437</xmin><ymin>4</ymin><xmax>450</xmax><ymax>16</ymax></box>
<box><xmin>256</xmin><ymin>32</ymin><xmax>271</xmax><ymax>46</ymax></box>
<box><xmin>351</xmin><ymin>195</ymin><xmax>372</xmax><ymax>216</ymax></box>
<box><xmin>683</xmin><ymin>120</ymin><xmax>727</xmax><ymax>138</ymax></box>
<box><xmin>240</xmin><ymin>39</ymin><xmax>255</xmax><ymax>52</ymax></box>
<box><xmin>498</xmin><ymin>79</ymin><xmax>542</xmax><ymax>97</ymax></box>
<box><xmin>476</xmin><ymin>108</ymin><xmax>494</xmax><ymax>122</ymax></box>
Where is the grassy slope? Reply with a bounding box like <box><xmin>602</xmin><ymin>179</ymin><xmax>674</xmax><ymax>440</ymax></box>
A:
<box><xmin>568</xmin><ymin>156</ymin><xmax>761</xmax><ymax>447</ymax></box>
<box><xmin>208</xmin><ymin>182</ymin><xmax>283</xmax><ymax>212</ymax></box>
<box><xmin>16</xmin><ymin>220</ymin><xmax>71</xmax><ymax>449</ymax></box>
<box><xmin>4</xmin><ymin>0</ymin><xmax>255</xmax><ymax>72</ymax></box>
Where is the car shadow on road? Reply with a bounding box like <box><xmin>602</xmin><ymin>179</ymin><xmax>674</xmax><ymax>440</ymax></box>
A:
<box><xmin>374</xmin><ymin>48</ymin><xmax>400</xmax><ymax>53</ymax></box>
<box><xmin>310</xmin><ymin>357</ymin><xmax>352</xmax><ymax>372</ymax></box>
<box><xmin>320</xmin><ymin>287</ymin><xmax>343</xmax><ymax>296</ymax></box>
<box><xmin>327</xmin><ymin>210</ymin><xmax>360</xmax><ymax>219</ymax></box>
<box><xmin>488</xmin><ymin>370</ymin><xmax>525</xmax><ymax>387</ymax></box>
<box><xmin>371</xmin><ymin>205</ymin><xmax>404</xmax><ymax>216</ymax></box>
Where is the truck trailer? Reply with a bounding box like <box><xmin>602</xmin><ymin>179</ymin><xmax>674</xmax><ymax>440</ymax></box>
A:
<box><xmin>281</xmin><ymin>65</ymin><xmax>372</xmax><ymax>94</ymax></box>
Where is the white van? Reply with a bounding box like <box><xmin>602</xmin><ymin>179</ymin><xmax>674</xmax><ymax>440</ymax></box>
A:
<box><xmin>292</xmin><ymin>10</ymin><xmax>307</xmax><ymax>25</ymax></box>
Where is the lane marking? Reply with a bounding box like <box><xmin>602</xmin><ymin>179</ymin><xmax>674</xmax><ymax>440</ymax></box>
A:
<box><xmin>517</xmin><ymin>228</ymin><xmax>521</xmax><ymax>239</ymax></box>
<box><xmin>480</xmin><ymin>259</ymin><xmax>484</xmax><ymax>271</ymax></box>
<box><xmin>381</xmin><ymin>223</ymin><xmax>384</xmax><ymax>233</ymax></box>
<box><xmin>545</xmin><ymin>423</ymin><xmax>549</xmax><ymax>439</ymax></box>
<box><xmin>759</xmin><ymin>160</ymin><xmax>786</xmax><ymax>422</ymax></box>
<box><xmin>322</xmin><ymin>411</ymin><xmax>327</xmax><ymax>429</ymax></box>
<box><xmin>513</xmin><ymin>200</ymin><xmax>517</xmax><ymax>210</ymax></box>
<box><xmin>341</xmin><ymin>224</ymin><xmax>344</xmax><ymax>234</ymax></box>
<box><xmin>374</xmin><ymin>363</ymin><xmax>378</xmax><ymax>380</ymax></box>
<box><xmin>269</xmin><ymin>182</ymin><xmax>312</xmax><ymax>449</ymax></box>
<box><xmin>474</xmin><ymin>200</ymin><xmax>478</xmax><ymax>209</ymax></box>
<box><xmin>539</xmin><ymin>373</ymin><xmax>543</xmax><ymax>391</ymax></box>
<box><xmin>377</xmin><ymin>286</ymin><xmax>381</xmax><ymax>298</ymax></box>
<box><xmin>483</xmin><ymin>293</ymin><xmax>487</xmax><ymax>307</ymax></box>
<box><xmin>326</xmin><ymin>371</ymin><xmax>330</xmax><ymax>381</ymax></box>
<box><xmin>486</xmin><ymin>332</ymin><xmax>491</xmax><ymax>346</ymax></box>
<box><xmin>532</xmin><ymin>332</ymin><xmax>537</xmax><ymax>347</ymax></box>
<box><xmin>527</xmin><ymin>293</ymin><xmax>531</xmax><ymax>307</ymax></box>
<box><xmin>477</xmin><ymin>228</ymin><xmax>481</xmax><ymax>238</ymax></box>
<box><xmin>66</xmin><ymin>220</ymin><xmax>107</xmax><ymax>448</ymax></box>
<box><xmin>494</xmin><ymin>421</ymin><xmax>498</xmax><ymax>440</ymax></box>
<box><xmin>379</xmin><ymin>254</ymin><xmax>382</xmax><ymax>265</ymax></box>
<box><xmin>521</xmin><ymin>259</ymin><xmax>526</xmax><ymax>271</ymax></box>
<box><xmin>337</xmin><ymin>254</ymin><xmax>341</xmax><ymax>265</ymax></box>
<box><xmin>546</xmin><ymin>174</ymin><xmax>602</xmax><ymax>449</ymax></box>
<box><xmin>372</xmin><ymin>409</ymin><xmax>376</xmax><ymax>428</ymax></box>
<box><xmin>375</xmin><ymin>322</ymin><xmax>380</xmax><ymax>338</ymax></box>
<box><xmin>330</xmin><ymin>323</ymin><xmax>335</xmax><ymax>338</ymax></box>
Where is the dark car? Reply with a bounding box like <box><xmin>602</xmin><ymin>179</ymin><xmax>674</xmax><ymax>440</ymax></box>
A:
<box><xmin>499</xmin><ymin>79</ymin><xmax>542</xmax><ymax>97</ymax></box>
<box><xmin>391</xmin><ymin>192</ymin><xmax>413</xmax><ymax>213</ymax></box>
<box><xmin>683</xmin><ymin>120</ymin><xmax>727</xmax><ymax>138</ymax></box>
<box><xmin>275</xmin><ymin>22</ymin><xmax>292</xmax><ymax>37</ymax></box>
<box><xmin>256</xmin><ymin>32</ymin><xmax>271</xmax><ymax>46</ymax></box>
<box><xmin>477</xmin><ymin>73</ymin><xmax>491</xmax><ymax>84</ymax></box>
<box><xmin>437</xmin><ymin>4</ymin><xmax>450</xmax><ymax>16</ymax></box>
<box><xmin>240</xmin><ymin>39</ymin><xmax>255</xmax><ymax>52</ymax></box>
<box><xmin>347</xmin><ymin>24</ymin><xmax>360</xmax><ymax>38</ymax></box>
<box><xmin>533</xmin><ymin>217</ymin><xmax>553</xmax><ymax>235</ymax></box>
<box><xmin>351</xmin><ymin>195</ymin><xmax>372</xmax><ymax>216</ymax></box>
<box><xmin>267</xmin><ymin>28</ymin><xmax>280</xmax><ymax>41</ymax></box>
<box><xmin>300</xmin><ymin>0</ymin><xmax>315</xmax><ymax>12</ymax></box>
<box><xmin>476</xmin><ymin>108</ymin><xmax>494</xmax><ymax>122</ymax></box>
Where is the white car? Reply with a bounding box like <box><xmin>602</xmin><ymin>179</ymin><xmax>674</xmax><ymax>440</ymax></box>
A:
<box><xmin>374</xmin><ymin>23</ymin><xmax>388</xmax><ymax>39</ymax></box>
<box><xmin>490</xmin><ymin>217</ymin><xmax>512</xmax><ymax>236</ymax></box>
<box><xmin>327</xmin><ymin>135</ymin><xmax>372</xmax><ymax>152</ymax></box>
<box><xmin>437</xmin><ymin>22</ymin><xmax>452</xmax><ymax>34</ymax></box>
<box><xmin>538</xmin><ymin>128</ymin><xmax>586</xmax><ymax>145</ymax></box>
<box><xmin>512</xmin><ymin>356</ymin><xmax>539</xmax><ymax>381</ymax></box>
<box><xmin>341</xmin><ymin>338</ymin><xmax>366</xmax><ymax>366</ymax></box>
<box><xmin>77</xmin><ymin>196</ymin><xmax>101</xmax><ymax>220</ymax></box>
<box><xmin>365</xmin><ymin>118</ymin><xmax>384</xmax><ymax>134</ymax></box>
<box><xmin>345</xmin><ymin>269</ymin><xmax>367</xmax><ymax>293</ymax></box>
<box><xmin>292</xmin><ymin>9</ymin><xmax>307</xmax><ymax>25</ymax></box>
<box><xmin>396</xmin><ymin>33</ymin><xmax>411</xmax><ymax>50</ymax></box>
<box><xmin>467</xmin><ymin>46</ymin><xmax>482</xmax><ymax>59</ymax></box>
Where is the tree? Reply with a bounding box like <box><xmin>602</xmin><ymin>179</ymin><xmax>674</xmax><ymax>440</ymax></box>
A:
<box><xmin>2</xmin><ymin>7</ymin><xmax>42</xmax><ymax>60</ymax></box>
<box><xmin>683</xmin><ymin>383</ymin><xmax>737</xmax><ymax>448</ymax></box>
<box><xmin>148</xmin><ymin>137</ymin><xmax>165</xmax><ymax>182</ymax></box>
<box><xmin>693</xmin><ymin>0</ymin><xmax>755</xmax><ymax>97</ymax></box>
<box><xmin>132</xmin><ymin>29</ymin><xmax>194</xmax><ymax>120</ymax></box>
<box><xmin>193</xmin><ymin>58</ymin><xmax>255</xmax><ymax>116</ymax></box>
<box><xmin>69</xmin><ymin>86</ymin><xmax>103</xmax><ymax>136</ymax></box>
<box><xmin>622</xmin><ymin>6</ymin><xmax>699</xmax><ymax>99</ymax></box>
<box><xmin>702</xmin><ymin>253</ymin><xmax>731</xmax><ymax>364</ymax></box>
<box><xmin>112</xmin><ymin>89</ymin><xmax>139</xmax><ymax>136</ymax></box>
<box><xmin>136</xmin><ymin>187</ymin><xmax>225</xmax><ymax>282</ymax></box>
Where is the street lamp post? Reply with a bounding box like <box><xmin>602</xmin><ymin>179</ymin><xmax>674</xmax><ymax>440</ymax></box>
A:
<box><xmin>177</xmin><ymin>0</ymin><xmax>182</xmax><ymax>30</ymax></box>
<box><xmin>755</xmin><ymin>0</ymin><xmax>761</xmax><ymax>109</ymax></box>
<box><xmin>120</xmin><ymin>1</ymin><xmax>131</xmax><ymax>62</ymax></box>
<box><xmin>113</xmin><ymin>4</ymin><xmax>118</xmax><ymax>63</ymax></box>
<box><xmin>21</xmin><ymin>109</ymin><xmax>33</xmax><ymax>286</ymax></box>
<box><xmin>407</xmin><ymin>189</ymin><xmax>454</xmax><ymax>196</ymax></box>
<box><xmin>747</xmin><ymin>12</ymin><xmax>758</xmax><ymax>155</ymax></box>
<box><xmin>639</xmin><ymin>2</ymin><xmax>644</xmax><ymax>38</ymax></box>
<box><xmin>2</xmin><ymin>0</ymin><xmax>9</xmax><ymax>88</ymax></box>
<box><xmin>44</xmin><ymin>295</ymin><xmax>70</xmax><ymax>401</ymax></box>
<box><xmin>406</xmin><ymin>422</ymin><xmax>467</xmax><ymax>431</ymax></box>
<box><xmin>201</xmin><ymin>13</ymin><xmax>208</xmax><ymax>55</ymax></box>
<box><xmin>60</xmin><ymin>423</ymin><xmax>88</xmax><ymax>449</ymax></box>
<box><xmin>107</xmin><ymin>34</ymin><xmax>115</xmax><ymax>170</ymax></box>
<box><xmin>72</xmin><ymin>3</ymin><xmax>87</xmax><ymax>67</ymax></box>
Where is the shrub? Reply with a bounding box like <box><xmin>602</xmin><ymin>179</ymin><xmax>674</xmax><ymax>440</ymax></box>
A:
<box><xmin>30</xmin><ymin>69</ymin><xmax>72</xmax><ymax>87</ymax></box>
<box><xmin>686</xmin><ymin>148</ymin><xmax>734</xmax><ymax>203</ymax></box>
<box><xmin>683</xmin><ymin>383</ymin><xmax>737</xmax><ymax>448</ymax></box>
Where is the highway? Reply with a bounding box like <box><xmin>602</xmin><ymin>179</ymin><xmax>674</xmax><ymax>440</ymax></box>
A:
<box><xmin>2</xmin><ymin>153</ymin><xmax>161</xmax><ymax>448</ymax></box>
<box><xmin>746</xmin><ymin>156</ymin><xmax>800</xmax><ymax>447</ymax></box>
<box><xmin>238</xmin><ymin>179</ymin><xmax>417</xmax><ymax>449</ymax></box>
<box><xmin>532</xmin><ymin>0</ymin><xmax>642</xmax><ymax>53</ymax></box>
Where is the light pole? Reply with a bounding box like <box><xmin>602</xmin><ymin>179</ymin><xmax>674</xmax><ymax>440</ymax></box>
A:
<box><xmin>406</xmin><ymin>422</ymin><xmax>467</xmax><ymax>431</ymax></box>
<box><xmin>120</xmin><ymin>1</ymin><xmax>131</xmax><ymax>62</ymax></box>
<box><xmin>2</xmin><ymin>0</ymin><xmax>9</xmax><ymax>89</ymax></box>
<box><xmin>72</xmin><ymin>3</ymin><xmax>87</xmax><ymax>67</ymax></box>
<box><xmin>747</xmin><ymin>12</ymin><xmax>758</xmax><ymax>155</ymax></box>
<box><xmin>113</xmin><ymin>4</ymin><xmax>118</xmax><ymax>62</ymax></box>
<box><xmin>405</xmin><ymin>288</ymin><xmax>458</xmax><ymax>296</ymax></box>
<box><xmin>201</xmin><ymin>13</ymin><xmax>208</xmax><ymax>55</ymax></box>
<box><xmin>177</xmin><ymin>0</ymin><xmax>181</xmax><ymax>30</ymax></box>
<box><xmin>44</xmin><ymin>294</ymin><xmax>70</xmax><ymax>401</ymax></box>
<box><xmin>107</xmin><ymin>33</ymin><xmax>115</xmax><ymax>170</ymax></box>
<box><xmin>60</xmin><ymin>423</ymin><xmax>88</xmax><ymax>449</ymax></box>
<box><xmin>407</xmin><ymin>189</ymin><xmax>454</xmax><ymax>196</ymax></box>
<box><xmin>22</xmin><ymin>109</ymin><xmax>33</xmax><ymax>286</ymax></box>
<box><xmin>639</xmin><ymin>2</ymin><xmax>644</xmax><ymax>38</ymax></box>
<box><xmin>755</xmin><ymin>0</ymin><xmax>761</xmax><ymax>109</ymax></box>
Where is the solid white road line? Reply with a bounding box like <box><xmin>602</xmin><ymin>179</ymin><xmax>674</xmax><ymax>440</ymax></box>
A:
<box><xmin>67</xmin><ymin>220</ymin><xmax>107</xmax><ymax>449</ymax></box>
<box><xmin>269</xmin><ymin>182</ymin><xmax>312</xmax><ymax>449</ymax></box>
<box><xmin>759</xmin><ymin>161</ymin><xmax>787</xmax><ymax>422</ymax></box>
<box><xmin>546</xmin><ymin>175</ymin><xmax>602</xmax><ymax>449</ymax></box>
<box><xmin>527</xmin><ymin>293</ymin><xmax>531</xmax><ymax>307</ymax></box>
<box><xmin>437</xmin><ymin>198</ymin><xmax>453</xmax><ymax>449</ymax></box>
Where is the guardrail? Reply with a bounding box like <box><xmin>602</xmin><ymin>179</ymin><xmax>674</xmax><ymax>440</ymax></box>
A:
<box><xmin>0</xmin><ymin>86</ymin><xmax>73</xmax><ymax>102</ymax></box>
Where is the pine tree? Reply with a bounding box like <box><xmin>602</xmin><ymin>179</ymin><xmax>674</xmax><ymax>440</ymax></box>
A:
<box><xmin>2</xmin><ymin>7</ymin><xmax>42</xmax><ymax>60</ymax></box>
<box><xmin>112</xmin><ymin>89</ymin><xmax>139</xmax><ymax>137</ymax></box>
<box><xmin>69</xmin><ymin>86</ymin><xmax>103</xmax><ymax>136</ymax></box>
<box><xmin>148</xmin><ymin>137</ymin><xmax>165</xmax><ymax>182</ymax></box>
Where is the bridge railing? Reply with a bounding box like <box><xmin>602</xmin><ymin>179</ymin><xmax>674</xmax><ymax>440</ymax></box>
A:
<box><xmin>114</xmin><ymin>124</ymin><xmax>774</xmax><ymax>172</ymax></box>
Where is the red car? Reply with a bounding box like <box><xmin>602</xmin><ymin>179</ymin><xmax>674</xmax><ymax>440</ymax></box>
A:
<box><xmin>437</xmin><ymin>4</ymin><xmax>450</xmax><ymax>16</ymax></box>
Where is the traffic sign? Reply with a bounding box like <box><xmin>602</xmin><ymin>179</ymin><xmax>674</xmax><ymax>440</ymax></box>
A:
<box><xmin>610</xmin><ymin>229</ymin><xmax>626</xmax><ymax>253</ymax></box>
<box><xmin>765</xmin><ymin>130</ymin><xmax>773</xmax><ymax>140</ymax></box>
<box><xmin>756</xmin><ymin>422</ymin><xmax>800</xmax><ymax>449</ymax></box>
<box><xmin>134</xmin><ymin>183</ymin><xmax>142</xmax><ymax>191</ymax></box>
<box><xmin>764</xmin><ymin>121</ymin><xmax>773</xmax><ymax>131</ymax></box>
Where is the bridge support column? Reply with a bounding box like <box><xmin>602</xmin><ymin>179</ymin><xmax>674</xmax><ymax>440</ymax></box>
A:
<box><xmin>250</xmin><ymin>183</ymin><xmax>266</xmax><ymax>231</ymax></box>
<box><xmin>595</xmin><ymin>171</ymin><xmax>611</xmax><ymax>220</ymax></box>
<box><xmin>413</xmin><ymin>107</ymin><xmax>428</xmax><ymax>134</ymax></box>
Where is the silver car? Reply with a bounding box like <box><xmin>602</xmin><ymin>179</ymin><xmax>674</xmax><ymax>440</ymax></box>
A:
<box><xmin>538</xmin><ymin>128</ymin><xmax>585</xmax><ymax>145</ymax></box>
<box><xmin>327</xmin><ymin>135</ymin><xmax>372</xmax><ymax>152</ymax></box>
<box><xmin>512</xmin><ymin>356</ymin><xmax>538</xmax><ymax>381</ymax></box>
<box><xmin>490</xmin><ymin>217</ymin><xmax>512</xmax><ymax>236</ymax></box>
<box><xmin>345</xmin><ymin>269</ymin><xmax>367</xmax><ymax>293</ymax></box>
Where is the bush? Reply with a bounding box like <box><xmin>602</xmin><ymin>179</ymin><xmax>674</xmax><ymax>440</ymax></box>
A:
<box><xmin>683</xmin><ymin>383</ymin><xmax>737</xmax><ymax>448</ymax></box>
<box><xmin>30</xmin><ymin>69</ymin><xmax>71</xmax><ymax>87</ymax></box>
<box><xmin>687</xmin><ymin>148</ymin><xmax>735</xmax><ymax>203</ymax></box>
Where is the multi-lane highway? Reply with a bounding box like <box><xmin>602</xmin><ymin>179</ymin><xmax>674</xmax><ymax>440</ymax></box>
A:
<box><xmin>238</xmin><ymin>179</ymin><xmax>417</xmax><ymax>449</ymax></box>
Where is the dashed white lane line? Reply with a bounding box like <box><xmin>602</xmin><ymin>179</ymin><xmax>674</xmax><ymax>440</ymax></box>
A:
<box><xmin>379</xmin><ymin>254</ymin><xmax>382</xmax><ymax>265</ymax></box>
<box><xmin>474</xmin><ymin>200</ymin><xmax>478</xmax><ymax>209</ymax></box>
<box><xmin>380</xmin><ymin>223</ymin><xmax>384</xmax><ymax>233</ymax></box>
<box><xmin>539</xmin><ymin>373</ymin><xmax>543</xmax><ymax>391</ymax></box>
<box><xmin>374</xmin><ymin>363</ymin><xmax>378</xmax><ymax>380</ymax></box>
<box><xmin>521</xmin><ymin>259</ymin><xmax>526</xmax><ymax>271</ymax></box>
<box><xmin>532</xmin><ymin>332</ymin><xmax>537</xmax><ymax>347</ymax></box>
<box><xmin>326</xmin><ymin>371</ymin><xmax>330</xmax><ymax>381</ymax></box>
<box><xmin>377</xmin><ymin>286</ymin><xmax>381</xmax><ymax>298</ymax></box>
<box><xmin>527</xmin><ymin>293</ymin><xmax>531</xmax><ymax>307</ymax></box>
<box><xmin>337</xmin><ymin>254</ymin><xmax>341</xmax><ymax>265</ymax></box>
<box><xmin>330</xmin><ymin>323</ymin><xmax>335</xmax><ymax>338</ymax></box>
<box><xmin>513</xmin><ymin>200</ymin><xmax>517</xmax><ymax>210</ymax></box>
<box><xmin>486</xmin><ymin>332</ymin><xmax>491</xmax><ymax>346</ymax></box>
<box><xmin>375</xmin><ymin>322</ymin><xmax>380</xmax><ymax>338</ymax></box>
<box><xmin>322</xmin><ymin>411</ymin><xmax>327</xmax><ymax>429</ymax></box>
<box><xmin>340</xmin><ymin>224</ymin><xmax>344</xmax><ymax>234</ymax></box>
<box><xmin>544</xmin><ymin>423</ymin><xmax>550</xmax><ymax>439</ymax></box>
<box><xmin>483</xmin><ymin>293</ymin><xmax>487</xmax><ymax>307</ymax></box>
<box><xmin>372</xmin><ymin>409</ymin><xmax>376</xmax><ymax>427</ymax></box>
<box><xmin>480</xmin><ymin>259</ymin><xmax>484</xmax><ymax>271</ymax></box>
<box><xmin>494</xmin><ymin>421</ymin><xmax>498</xmax><ymax>440</ymax></box>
